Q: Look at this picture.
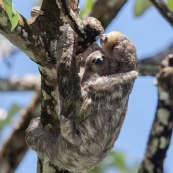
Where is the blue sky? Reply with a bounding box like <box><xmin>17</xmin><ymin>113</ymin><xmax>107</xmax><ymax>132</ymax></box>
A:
<box><xmin>0</xmin><ymin>0</ymin><xmax>173</xmax><ymax>173</ymax></box>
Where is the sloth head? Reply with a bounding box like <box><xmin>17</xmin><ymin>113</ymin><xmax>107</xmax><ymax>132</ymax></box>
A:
<box><xmin>100</xmin><ymin>31</ymin><xmax>122</xmax><ymax>56</ymax></box>
<box><xmin>81</xmin><ymin>50</ymin><xmax>109</xmax><ymax>83</ymax></box>
<box><xmin>100</xmin><ymin>31</ymin><xmax>138</xmax><ymax>73</ymax></box>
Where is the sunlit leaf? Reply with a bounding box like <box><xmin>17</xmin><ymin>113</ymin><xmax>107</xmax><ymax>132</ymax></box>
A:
<box><xmin>167</xmin><ymin>0</ymin><xmax>173</xmax><ymax>11</ymax></box>
<box><xmin>80</xmin><ymin>0</ymin><xmax>94</xmax><ymax>18</ymax></box>
<box><xmin>11</xmin><ymin>3</ymin><xmax>19</xmax><ymax>30</ymax></box>
<box><xmin>110</xmin><ymin>151</ymin><xmax>127</xmax><ymax>170</ymax></box>
<box><xmin>3</xmin><ymin>0</ymin><xmax>13</xmax><ymax>18</ymax></box>
<box><xmin>2</xmin><ymin>0</ymin><xmax>19</xmax><ymax>31</ymax></box>
<box><xmin>0</xmin><ymin>104</ymin><xmax>21</xmax><ymax>129</ymax></box>
<box><xmin>134</xmin><ymin>0</ymin><xmax>152</xmax><ymax>16</ymax></box>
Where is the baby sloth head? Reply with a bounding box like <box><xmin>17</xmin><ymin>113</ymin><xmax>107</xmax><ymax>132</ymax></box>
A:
<box><xmin>100</xmin><ymin>31</ymin><xmax>138</xmax><ymax>74</ymax></box>
<box><xmin>81</xmin><ymin>50</ymin><xmax>109</xmax><ymax>83</ymax></box>
<box><xmin>89</xmin><ymin>51</ymin><xmax>108</xmax><ymax>76</ymax></box>
<box><xmin>100</xmin><ymin>31</ymin><xmax>122</xmax><ymax>53</ymax></box>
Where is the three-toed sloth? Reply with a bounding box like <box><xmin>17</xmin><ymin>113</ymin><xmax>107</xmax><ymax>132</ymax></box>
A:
<box><xmin>26</xmin><ymin>31</ymin><xmax>138</xmax><ymax>173</ymax></box>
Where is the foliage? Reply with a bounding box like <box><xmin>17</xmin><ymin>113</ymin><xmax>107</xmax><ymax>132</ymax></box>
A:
<box><xmin>134</xmin><ymin>0</ymin><xmax>173</xmax><ymax>16</ymax></box>
<box><xmin>88</xmin><ymin>151</ymin><xmax>138</xmax><ymax>173</ymax></box>
<box><xmin>80</xmin><ymin>0</ymin><xmax>94</xmax><ymax>18</ymax></box>
<box><xmin>134</xmin><ymin>0</ymin><xmax>152</xmax><ymax>16</ymax></box>
<box><xmin>2</xmin><ymin>0</ymin><xmax>18</xmax><ymax>31</ymax></box>
<box><xmin>167</xmin><ymin>0</ymin><xmax>173</xmax><ymax>11</ymax></box>
<box><xmin>0</xmin><ymin>104</ymin><xmax>21</xmax><ymax>130</ymax></box>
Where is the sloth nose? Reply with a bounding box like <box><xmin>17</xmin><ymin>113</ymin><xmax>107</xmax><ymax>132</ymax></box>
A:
<box><xmin>95</xmin><ymin>57</ymin><xmax>104</xmax><ymax>65</ymax></box>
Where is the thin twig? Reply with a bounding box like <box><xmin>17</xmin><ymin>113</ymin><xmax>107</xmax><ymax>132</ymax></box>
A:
<box><xmin>150</xmin><ymin>0</ymin><xmax>173</xmax><ymax>26</ymax></box>
<box><xmin>58</xmin><ymin>0</ymin><xmax>104</xmax><ymax>53</ymax></box>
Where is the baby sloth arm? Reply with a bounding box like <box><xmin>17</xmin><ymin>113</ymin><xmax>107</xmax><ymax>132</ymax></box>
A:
<box><xmin>85</xmin><ymin>71</ymin><xmax>138</xmax><ymax>92</ymax></box>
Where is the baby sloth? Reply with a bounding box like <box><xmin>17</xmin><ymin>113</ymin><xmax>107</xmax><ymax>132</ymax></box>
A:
<box><xmin>26</xmin><ymin>31</ymin><xmax>138</xmax><ymax>173</ymax></box>
<box><xmin>81</xmin><ymin>50</ymin><xmax>109</xmax><ymax>83</ymax></box>
<box><xmin>100</xmin><ymin>31</ymin><xmax>138</xmax><ymax>74</ymax></box>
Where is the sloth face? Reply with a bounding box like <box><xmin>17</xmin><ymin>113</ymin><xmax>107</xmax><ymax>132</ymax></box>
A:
<box><xmin>89</xmin><ymin>52</ymin><xmax>109</xmax><ymax>76</ymax></box>
<box><xmin>92</xmin><ymin>54</ymin><xmax>107</xmax><ymax>68</ymax></box>
<box><xmin>81</xmin><ymin>51</ymin><xmax>109</xmax><ymax>83</ymax></box>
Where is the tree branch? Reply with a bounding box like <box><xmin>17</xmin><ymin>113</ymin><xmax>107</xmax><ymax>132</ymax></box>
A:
<box><xmin>139</xmin><ymin>43</ymin><xmax>173</xmax><ymax>76</ymax></box>
<box><xmin>150</xmin><ymin>0</ymin><xmax>173</xmax><ymax>26</ymax></box>
<box><xmin>0</xmin><ymin>91</ymin><xmax>40</xmax><ymax>173</ymax></box>
<box><xmin>28</xmin><ymin>1</ymin><xmax>103</xmax><ymax>173</ymax></box>
<box><xmin>0</xmin><ymin>36</ymin><xmax>19</xmax><ymax>60</ymax></box>
<box><xmin>0</xmin><ymin>75</ymin><xmax>40</xmax><ymax>91</ymax></box>
<box><xmin>1</xmin><ymin>0</ymin><xmax>104</xmax><ymax>173</ymax></box>
<box><xmin>0</xmin><ymin>0</ymin><xmax>47</xmax><ymax>64</ymax></box>
<box><xmin>0</xmin><ymin>0</ymin><xmax>63</xmax><ymax>67</ymax></box>
<box><xmin>138</xmin><ymin>55</ymin><xmax>173</xmax><ymax>173</ymax></box>
<box><xmin>90</xmin><ymin>0</ymin><xmax>127</xmax><ymax>28</ymax></box>
<box><xmin>58</xmin><ymin>0</ymin><xmax>104</xmax><ymax>54</ymax></box>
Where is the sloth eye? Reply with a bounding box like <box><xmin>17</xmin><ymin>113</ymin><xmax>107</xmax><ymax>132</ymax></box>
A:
<box><xmin>102</xmin><ymin>56</ymin><xmax>106</xmax><ymax>60</ymax></box>
<box><xmin>92</xmin><ymin>59</ymin><xmax>96</xmax><ymax>63</ymax></box>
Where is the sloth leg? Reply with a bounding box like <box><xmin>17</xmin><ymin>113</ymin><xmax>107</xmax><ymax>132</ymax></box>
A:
<box><xmin>26</xmin><ymin>117</ymin><xmax>56</xmax><ymax>157</ymax></box>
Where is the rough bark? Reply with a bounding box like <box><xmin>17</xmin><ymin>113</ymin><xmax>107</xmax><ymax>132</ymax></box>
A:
<box><xmin>0</xmin><ymin>92</ymin><xmax>40</xmax><ymax>173</ymax></box>
<box><xmin>138</xmin><ymin>55</ymin><xmax>173</xmax><ymax>173</ymax></box>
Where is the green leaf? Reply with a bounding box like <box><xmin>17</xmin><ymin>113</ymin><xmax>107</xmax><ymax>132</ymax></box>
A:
<box><xmin>110</xmin><ymin>151</ymin><xmax>127</xmax><ymax>170</ymax></box>
<box><xmin>0</xmin><ymin>104</ymin><xmax>21</xmax><ymax>129</ymax></box>
<box><xmin>80</xmin><ymin>0</ymin><xmax>94</xmax><ymax>18</ymax></box>
<box><xmin>88</xmin><ymin>151</ymin><xmax>139</xmax><ymax>173</ymax></box>
<box><xmin>134</xmin><ymin>0</ymin><xmax>152</xmax><ymax>16</ymax></box>
<box><xmin>2</xmin><ymin>0</ymin><xmax>19</xmax><ymax>31</ymax></box>
<box><xmin>167</xmin><ymin>0</ymin><xmax>173</xmax><ymax>11</ymax></box>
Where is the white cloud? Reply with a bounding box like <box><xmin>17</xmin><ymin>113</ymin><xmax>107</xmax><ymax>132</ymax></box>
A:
<box><xmin>0</xmin><ymin>108</ymin><xmax>8</xmax><ymax>120</ymax></box>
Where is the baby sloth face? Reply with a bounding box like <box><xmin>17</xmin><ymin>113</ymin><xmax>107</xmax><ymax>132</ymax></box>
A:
<box><xmin>90</xmin><ymin>52</ymin><xmax>108</xmax><ymax>76</ymax></box>
<box><xmin>81</xmin><ymin>50</ymin><xmax>109</xmax><ymax>83</ymax></box>
<box><xmin>100</xmin><ymin>31</ymin><xmax>138</xmax><ymax>74</ymax></box>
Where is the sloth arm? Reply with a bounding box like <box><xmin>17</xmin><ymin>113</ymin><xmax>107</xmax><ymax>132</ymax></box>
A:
<box><xmin>85</xmin><ymin>71</ymin><xmax>138</xmax><ymax>92</ymax></box>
